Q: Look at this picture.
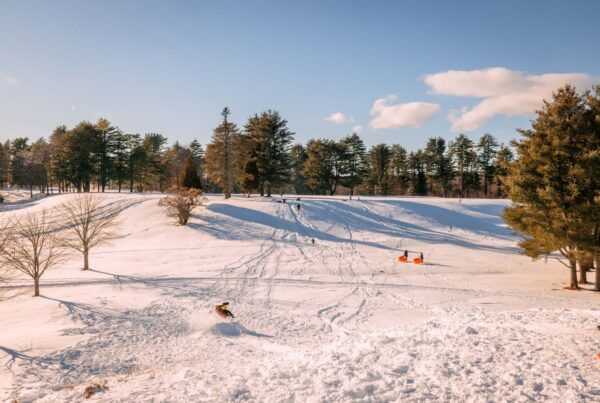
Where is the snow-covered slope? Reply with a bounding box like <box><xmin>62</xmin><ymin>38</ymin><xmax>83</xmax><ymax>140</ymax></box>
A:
<box><xmin>1</xmin><ymin>194</ymin><xmax>598</xmax><ymax>402</ymax></box>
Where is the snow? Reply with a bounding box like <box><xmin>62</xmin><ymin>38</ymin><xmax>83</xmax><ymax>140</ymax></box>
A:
<box><xmin>1</xmin><ymin>193</ymin><xmax>599</xmax><ymax>402</ymax></box>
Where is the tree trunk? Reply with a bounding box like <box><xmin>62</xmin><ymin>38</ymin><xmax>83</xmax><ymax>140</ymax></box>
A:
<box><xmin>579</xmin><ymin>260</ymin><xmax>589</xmax><ymax>284</ymax></box>
<box><xmin>569</xmin><ymin>255</ymin><xmax>579</xmax><ymax>289</ymax></box>
<box><xmin>34</xmin><ymin>277</ymin><xmax>40</xmax><ymax>296</ymax></box>
<box><xmin>595</xmin><ymin>255</ymin><xmax>600</xmax><ymax>292</ymax></box>
<box><xmin>83</xmin><ymin>248</ymin><xmax>89</xmax><ymax>270</ymax></box>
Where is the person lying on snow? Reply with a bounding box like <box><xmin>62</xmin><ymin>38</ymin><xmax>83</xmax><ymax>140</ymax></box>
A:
<box><xmin>216</xmin><ymin>302</ymin><xmax>235</xmax><ymax>318</ymax></box>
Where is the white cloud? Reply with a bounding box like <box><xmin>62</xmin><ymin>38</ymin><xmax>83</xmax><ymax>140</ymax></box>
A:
<box><xmin>70</xmin><ymin>105</ymin><xmax>76</xmax><ymax>111</ymax></box>
<box><xmin>325</xmin><ymin>112</ymin><xmax>353</xmax><ymax>124</ymax></box>
<box><xmin>352</xmin><ymin>125</ymin><xmax>363</xmax><ymax>134</ymax></box>
<box><xmin>4</xmin><ymin>76</ymin><xmax>18</xmax><ymax>86</ymax></box>
<box><xmin>424</xmin><ymin>67</ymin><xmax>598</xmax><ymax>132</ymax></box>
<box><xmin>369</xmin><ymin>95</ymin><xmax>439</xmax><ymax>129</ymax></box>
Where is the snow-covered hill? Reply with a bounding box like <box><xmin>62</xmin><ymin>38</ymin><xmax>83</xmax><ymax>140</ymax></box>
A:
<box><xmin>1</xmin><ymin>193</ymin><xmax>598</xmax><ymax>402</ymax></box>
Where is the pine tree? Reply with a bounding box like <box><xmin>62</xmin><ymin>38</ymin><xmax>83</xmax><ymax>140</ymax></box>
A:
<box><xmin>49</xmin><ymin>126</ymin><xmax>69</xmax><ymax>192</ymax></box>
<box><xmin>450</xmin><ymin>134</ymin><xmax>477</xmax><ymax>197</ymax></box>
<box><xmin>244</xmin><ymin>110</ymin><xmax>294</xmax><ymax>197</ymax></box>
<box><xmin>205</xmin><ymin>107</ymin><xmax>240</xmax><ymax>199</ymax></box>
<box><xmin>0</xmin><ymin>141</ymin><xmax>10</xmax><ymax>187</ymax></box>
<box><xmin>289</xmin><ymin>144</ymin><xmax>308</xmax><ymax>195</ymax></box>
<box><xmin>366</xmin><ymin>144</ymin><xmax>391</xmax><ymax>195</ymax></box>
<box><xmin>424</xmin><ymin>137</ymin><xmax>453</xmax><ymax>197</ymax></box>
<box><xmin>494</xmin><ymin>143</ymin><xmax>514</xmax><ymax>197</ymax></box>
<box><xmin>339</xmin><ymin>133</ymin><xmax>367</xmax><ymax>197</ymax></box>
<box><xmin>94</xmin><ymin>118</ymin><xmax>119</xmax><ymax>192</ymax></box>
<box><xmin>389</xmin><ymin>145</ymin><xmax>409</xmax><ymax>195</ymax></box>
<box><xmin>477</xmin><ymin>133</ymin><xmax>499</xmax><ymax>197</ymax></box>
<box><xmin>64</xmin><ymin>122</ymin><xmax>98</xmax><ymax>192</ymax></box>
<box><xmin>503</xmin><ymin>85</ymin><xmax>600</xmax><ymax>289</ymax></box>
<box><xmin>408</xmin><ymin>150</ymin><xmax>427</xmax><ymax>196</ymax></box>
<box><xmin>179</xmin><ymin>155</ymin><xmax>203</xmax><ymax>189</ymax></box>
<box><xmin>189</xmin><ymin>139</ymin><xmax>204</xmax><ymax>184</ymax></box>
<box><xmin>302</xmin><ymin>139</ymin><xmax>344</xmax><ymax>195</ymax></box>
<box><xmin>9</xmin><ymin>137</ymin><xmax>30</xmax><ymax>189</ymax></box>
<box><xmin>111</xmin><ymin>130</ymin><xmax>129</xmax><ymax>192</ymax></box>
<box><xmin>124</xmin><ymin>133</ymin><xmax>143</xmax><ymax>192</ymax></box>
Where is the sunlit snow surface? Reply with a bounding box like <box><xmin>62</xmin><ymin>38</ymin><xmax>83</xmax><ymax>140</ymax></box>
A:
<box><xmin>1</xmin><ymin>193</ymin><xmax>599</xmax><ymax>402</ymax></box>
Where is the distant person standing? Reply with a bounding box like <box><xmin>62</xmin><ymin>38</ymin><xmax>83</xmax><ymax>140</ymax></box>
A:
<box><xmin>297</xmin><ymin>203</ymin><xmax>301</xmax><ymax>212</ymax></box>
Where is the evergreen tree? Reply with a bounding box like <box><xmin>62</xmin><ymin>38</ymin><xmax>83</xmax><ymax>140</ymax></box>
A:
<box><xmin>9</xmin><ymin>137</ymin><xmax>30</xmax><ymax>188</ymax></box>
<box><xmin>424</xmin><ymin>137</ymin><xmax>453</xmax><ymax>197</ymax></box>
<box><xmin>124</xmin><ymin>133</ymin><xmax>143</xmax><ymax>192</ymax></box>
<box><xmin>0</xmin><ymin>141</ymin><xmax>10</xmax><ymax>187</ymax></box>
<box><xmin>494</xmin><ymin>143</ymin><xmax>514</xmax><ymax>197</ymax></box>
<box><xmin>389</xmin><ymin>144</ymin><xmax>409</xmax><ymax>195</ymax></box>
<box><xmin>450</xmin><ymin>133</ymin><xmax>477</xmax><ymax>197</ymax></box>
<box><xmin>49</xmin><ymin>126</ymin><xmax>69</xmax><ymax>192</ymax></box>
<box><xmin>408</xmin><ymin>150</ymin><xmax>427</xmax><ymax>195</ymax></box>
<box><xmin>205</xmin><ymin>107</ymin><xmax>240</xmax><ymax>198</ymax></box>
<box><xmin>366</xmin><ymin>144</ymin><xmax>391</xmax><ymax>195</ymax></box>
<box><xmin>64</xmin><ymin>122</ymin><xmax>98</xmax><ymax>192</ymax></box>
<box><xmin>140</xmin><ymin>133</ymin><xmax>168</xmax><ymax>191</ymax></box>
<box><xmin>179</xmin><ymin>155</ymin><xmax>203</xmax><ymax>189</ymax></box>
<box><xmin>163</xmin><ymin>141</ymin><xmax>192</xmax><ymax>190</ymax></box>
<box><xmin>94</xmin><ymin>118</ymin><xmax>119</xmax><ymax>192</ymax></box>
<box><xmin>302</xmin><ymin>139</ymin><xmax>344</xmax><ymax>195</ymax></box>
<box><xmin>289</xmin><ymin>143</ymin><xmax>308</xmax><ymax>195</ymax></box>
<box><xmin>110</xmin><ymin>130</ymin><xmax>129</xmax><ymax>192</ymax></box>
<box><xmin>477</xmin><ymin>133</ymin><xmax>499</xmax><ymax>197</ymax></box>
<box><xmin>244</xmin><ymin>110</ymin><xmax>294</xmax><ymax>196</ymax></box>
<box><xmin>338</xmin><ymin>133</ymin><xmax>367</xmax><ymax>197</ymax></box>
<box><xmin>189</xmin><ymin>139</ymin><xmax>204</xmax><ymax>184</ymax></box>
<box><xmin>29</xmin><ymin>138</ymin><xmax>51</xmax><ymax>195</ymax></box>
<box><xmin>503</xmin><ymin>85</ymin><xmax>600</xmax><ymax>289</ymax></box>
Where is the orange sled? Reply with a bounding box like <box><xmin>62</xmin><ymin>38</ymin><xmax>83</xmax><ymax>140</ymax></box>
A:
<box><xmin>413</xmin><ymin>258</ymin><xmax>423</xmax><ymax>265</ymax></box>
<box><xmin>397</xmin><ymin>256</ymin><xmax>408</xmax><ymax>263</ymax></box>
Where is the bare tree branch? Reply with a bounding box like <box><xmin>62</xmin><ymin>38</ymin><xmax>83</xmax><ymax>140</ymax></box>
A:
<box><xmin>59</xmin><ymin>195</ymin><xmax>121</xmax><ymax>270</ymax></box>
<box><xmin>1</xmin><ymin>210</ymin><xmax>68</xmax><ymax>296</ymax></box>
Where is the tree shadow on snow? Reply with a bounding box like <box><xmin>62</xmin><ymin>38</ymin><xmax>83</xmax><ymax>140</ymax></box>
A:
<box><xmin>189</xmin><ymin>203</ymin><xmax>395</xmax><ymax>251</ymax></box>
<box><xmin>196</xmin><ymin>200</ymin><xmax>518</xmax><ymax>254</ymax></box>
<box><xmin>88</xmin><ymin>269</ymin><xmax>214</xmax><ymax>300</ymax></box>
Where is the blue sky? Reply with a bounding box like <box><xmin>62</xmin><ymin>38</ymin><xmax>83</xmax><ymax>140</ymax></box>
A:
<box><xmin>1</xmin><ymin>0</ymin><xmax>599</xmax><ymax>150</ymax></box>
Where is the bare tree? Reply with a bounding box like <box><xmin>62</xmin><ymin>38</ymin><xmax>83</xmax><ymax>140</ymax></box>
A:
<box><xmin>1</xmin><ymin>210</ymin><xmax>67</xmax><ymax>296</ymax></box>
<box><xmin>0</xmin><ymin>214</ymin><xmax>15</xmax><ymax>300</ymax></box>
<box><xmin>59</xmin><ymin>195</ymin><xmax>120</xmax><ymax>270</ymax></box>
<box><xmin>160</xmin><ymin>188</ymin><xmax>206</xmax><ymax>225</ymax></box>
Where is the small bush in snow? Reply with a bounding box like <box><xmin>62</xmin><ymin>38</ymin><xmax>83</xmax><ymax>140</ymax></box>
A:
<box><xmin>160</xmin><ymin>188</ymin><xmax>206</xmax><ymax>225</ymax></box>
<box><xmin>84</xmin><ymin>380</ymin><xmax>109</xmax><ymax>399</ymax></box>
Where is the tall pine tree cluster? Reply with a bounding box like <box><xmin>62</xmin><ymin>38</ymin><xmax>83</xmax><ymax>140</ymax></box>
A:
<box><xmin>503</xmin><ymin>85</ymin><xmax>600</xmax><ymax>290</ymax></box>
<box><xmin>0</xmin><ymin>119</ymin><xmax>205</xmax><ymax>195</ymax></box>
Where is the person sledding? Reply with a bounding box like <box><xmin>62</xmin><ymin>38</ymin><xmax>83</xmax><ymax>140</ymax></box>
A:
<box><xmin>413</xmin><ymin>252</ymin><xmax>424</xmax><ymax>264</ymax></box>
<box><xmin>215</xmin><ymin>302</ymin><xmax>235</xmax><ymax>319</ymax></box>
<box><xmin>398</xmin><ymin>249</ymin><xmax>408</xmax><ymax>263</ymax></box>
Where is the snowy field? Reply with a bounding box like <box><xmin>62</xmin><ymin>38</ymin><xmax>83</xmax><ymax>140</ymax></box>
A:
<box><xmin>0</xmin><ymin>193</ymin><xmax>599</xmax><ymax>402</ymax></box>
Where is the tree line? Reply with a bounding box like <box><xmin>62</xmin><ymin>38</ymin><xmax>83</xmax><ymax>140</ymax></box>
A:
<box><xmin>0</xmin><ymin>109</ymin><xmax>514</xmax><ymax>199</ymax></box>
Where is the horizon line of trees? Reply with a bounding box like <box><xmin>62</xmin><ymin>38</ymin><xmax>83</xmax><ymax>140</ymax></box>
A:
<box><xmin>0</xmin><ymin>110</ymin><xmax>515</xmax><ymax>200</ymax></box>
